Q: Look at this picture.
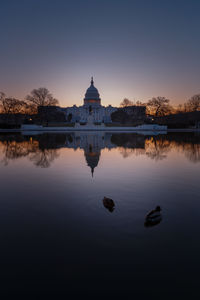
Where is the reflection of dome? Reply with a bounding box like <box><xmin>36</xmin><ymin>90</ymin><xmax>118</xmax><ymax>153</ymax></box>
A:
<box><xmin>84</xmin><ymin>77</ymin><xmax>101</xmax><ymax>105</ymax></box>
<box><xmin>84</xmin><ymin>144</ymin><xmax>100</xmax><ymax>177</ymax></box>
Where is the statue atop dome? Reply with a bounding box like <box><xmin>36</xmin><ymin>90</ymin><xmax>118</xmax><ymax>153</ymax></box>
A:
<box><xmin>84</xmin><ymin>77</ymin><xmax>101</xmax><ymax>106</ymax></box>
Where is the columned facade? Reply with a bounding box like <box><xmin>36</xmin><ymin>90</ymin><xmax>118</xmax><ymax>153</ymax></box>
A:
<box><xmin>64</xmin><ymin>78</ymin><xmax>117</xmax><ymax>124</ymax></box>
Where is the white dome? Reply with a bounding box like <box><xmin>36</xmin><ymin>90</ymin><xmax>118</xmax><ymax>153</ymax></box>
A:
<box><xmin>84</xmin><ymin>77</ymin><xmax>101</xmax><ymax>104</ymax></box>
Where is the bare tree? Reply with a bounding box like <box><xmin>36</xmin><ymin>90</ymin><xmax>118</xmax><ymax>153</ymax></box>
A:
<box><xmin>135</xmin><ymin>100</ymin><xmax>146</xmax><ymax>106</ymax></box>
<box><xmin>175</xmin><ymin>104</ymin><xmax>184</xmax><ymax>114</ymax></box>
<box><xmin>0</xmin><ymin>92</ymin><xmax>5</xmax><ymax>101</ymax></box>
<box><xmin>0</xmin><ymin>92</ymin><xmax>6</xmax><ymax>113</ymax></box>
<box><xmin>186</xmin><ymin>94</ymin><xmax>200</xmax><ymax>112</ymax></box>
<box><xmin>147</xmin><ymin>96</ymin><xmax>171</xmax><ymax>116</ymax></box>
<box><xmin>23</xmin><ymin>103</ymin><xmax>38</xmax><ymax>114</ymax></box>
<box><xmin>26</xmin><ymin>88</ymin><xmax>59</xmax><ymax>111</ymax></box>
<box><xmin>0</xmin><ymin>93</ymin><xmax>27</xmax><ymax>114</ymax></box>
<box><xmin>120</xmin><ymin>98</ymin><xmax>134</xmax><ymax>107</ymax></box>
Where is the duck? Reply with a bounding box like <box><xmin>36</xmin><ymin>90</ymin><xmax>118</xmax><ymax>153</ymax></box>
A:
<box><xmin>144</xmin><ymin>206</ymin><xmax>162</xmax><ymax>227</ymax></box>
<box><xmin>103</xmin><ymin>197</ymin><xmax>115</xmax><ymax>212</ymax></box>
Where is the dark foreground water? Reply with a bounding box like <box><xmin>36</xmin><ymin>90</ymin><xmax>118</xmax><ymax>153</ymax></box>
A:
<box><xmin>0</xmin><ymin>131</ymin><xmax>200</xmax><ymax>297</ymax></box>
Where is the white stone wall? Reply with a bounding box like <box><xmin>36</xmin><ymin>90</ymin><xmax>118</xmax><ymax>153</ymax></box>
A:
<box><xmin>63</xmin><ymin>104</ymin><xmax>117</xmax><ymax>123</ymax></box>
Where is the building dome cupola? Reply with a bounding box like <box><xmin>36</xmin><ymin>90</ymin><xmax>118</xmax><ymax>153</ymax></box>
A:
<box><xmin>84</xmin><ymin>77</ymin><xmax>101</xmax><ymax>105</ymax></box>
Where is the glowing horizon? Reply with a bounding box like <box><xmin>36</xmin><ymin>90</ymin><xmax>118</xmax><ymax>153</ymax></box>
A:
<box><xmin>1</xmin><ymin>74</ymin><xmax>199</xmax><ymax>109</ymax></box>
<box><xmin>1</xmin><ymin>0</ymin><xmax>200</xmax><ymax>108</ymax></box>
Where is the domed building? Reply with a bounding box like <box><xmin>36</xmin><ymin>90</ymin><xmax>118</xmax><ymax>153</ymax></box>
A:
<box><xmin>84</xmin><ymin>77</ymin><xmax>101</xmax><ymax>106</ymax></box>
<box><xmin>64</xmin><ymin>77</ymin><xmax>117</xmax><ymax>124</ymax></box>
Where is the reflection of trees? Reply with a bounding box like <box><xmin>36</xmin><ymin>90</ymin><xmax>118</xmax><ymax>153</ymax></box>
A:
<box><xmin>117</xmin><ymin>137</ymin><xmax>171</xmax><ymax>161</ymax></box>
<box><xmin>182</xmin><ymin>143</ymin><xmax>200</xmax><ymax>163</ymax></box>
<box><xmin>112</xmin><ymin>133</ymin><xmax>200</xmax><ymax>163</ymax></box>
<box><xmin>145</xmin><ymin>135</ymin><xmax>200</xmax><ymax>162</ymax></box>
<box><xmin>0</xmin><ymin>134</ymin><xmax>61</xmax><ymax>168</ymax></box>
<box><xmin>112</xmin><ymin>133</ymin><xmax>171</xmax><ymax>161</ymax></box>
<box><xmin>1</xmin><ymin>140</ymin><xmax>38</xmax><ymax>166</ymax></box>
<box><xmin>145</xmin><ymin>137</ymin><xmax>171</xmax><ymax>161</ymax></box>
<box><xmin>119</xmin><ymin>147</ymin><xmax>145</xmax><ymax>158</ymax></box>
<box><xmin>111</xmin><ymin>133</ymin><xmax>145</xmax><ymax>149</ymax></box>
<box><xmin>29</xmin><ymin>149</ymin><xmax>59</xmax><ymax>168</ymax></box>
<box><xmin>162</xmin><ymin>133</ymin><xmax>200</xmax><ymax>163</ymax></box>
<box><xmin>0</xmin><ymin>132</ymin><xmax>200</xmax><ymax>168</ymax></box>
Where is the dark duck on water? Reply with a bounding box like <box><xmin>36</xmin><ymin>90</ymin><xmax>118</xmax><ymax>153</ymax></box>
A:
<box><xmin>144</xmin><ymin>206</ymin><xmax>162</xmax><ymax>227</ymax></box>
<box><xmin>103</xmin><ymin>197</ymin><xmax>115</xmax><ymax>212</ymax></box>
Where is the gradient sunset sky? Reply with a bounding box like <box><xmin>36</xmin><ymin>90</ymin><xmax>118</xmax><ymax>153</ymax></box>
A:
<box><xmin>0</xmin><ymin>0</ymin><xmax>200</xmax><ymax>107</ymax></box>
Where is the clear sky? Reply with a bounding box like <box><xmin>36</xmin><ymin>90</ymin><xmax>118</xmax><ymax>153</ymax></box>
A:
<box><xmin>0</xmin><ymin>0</ymin><xmax>200</xmax><ymax>107</ymax></box>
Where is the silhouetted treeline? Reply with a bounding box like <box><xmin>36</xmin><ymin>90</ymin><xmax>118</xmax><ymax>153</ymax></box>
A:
<box><xmin>0</xmin><ymin>88</ymin><xmax>59</xmax><ymax>115</ymax></box>
<box><xmin>1</xmin><ymin>88</ymin><xmax>199</xmax><ymax>118</ymax></box>
<box><xmin>120</xmin><ymin>94</ymin><xmax>200</xmax><ymax>116</ymax></box>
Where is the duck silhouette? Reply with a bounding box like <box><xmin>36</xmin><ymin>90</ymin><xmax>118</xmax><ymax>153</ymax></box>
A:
<box><xmin>144</xmin><ymin>206</ymin><xmax>162</xmax><ymax>227</ymax></box>
<box><xmin>103</xmin><ymin>197</ymin><xmax>115</xmax><ymax>212</ymax></box>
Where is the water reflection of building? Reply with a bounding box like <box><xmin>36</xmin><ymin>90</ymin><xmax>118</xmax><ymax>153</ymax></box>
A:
<box><xmin>66</xmin><ymin>132</ymin><xmax>115</xmax><ymax>176</ymax></box>
<box><xmin>1</xmin><ymin>132</ymin><xmax>200</xmax><ymax>171</ymax></box>
<box><xmin>85</xmin><ymin>147</ymin><xmax>100</xmax><ymax>177</ymax></box>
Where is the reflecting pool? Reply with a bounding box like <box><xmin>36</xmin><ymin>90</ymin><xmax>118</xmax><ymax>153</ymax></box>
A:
<box><xmin>0</xmin><ymin>131</ymin><xmax>200</xmax><ymax>296</ymax></box>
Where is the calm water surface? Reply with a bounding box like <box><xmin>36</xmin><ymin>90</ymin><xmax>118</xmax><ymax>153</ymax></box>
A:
<box><xmin>0</xmin><ymin>131</ymin><xmax>200</xmax><ymax>297</ymax></box>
